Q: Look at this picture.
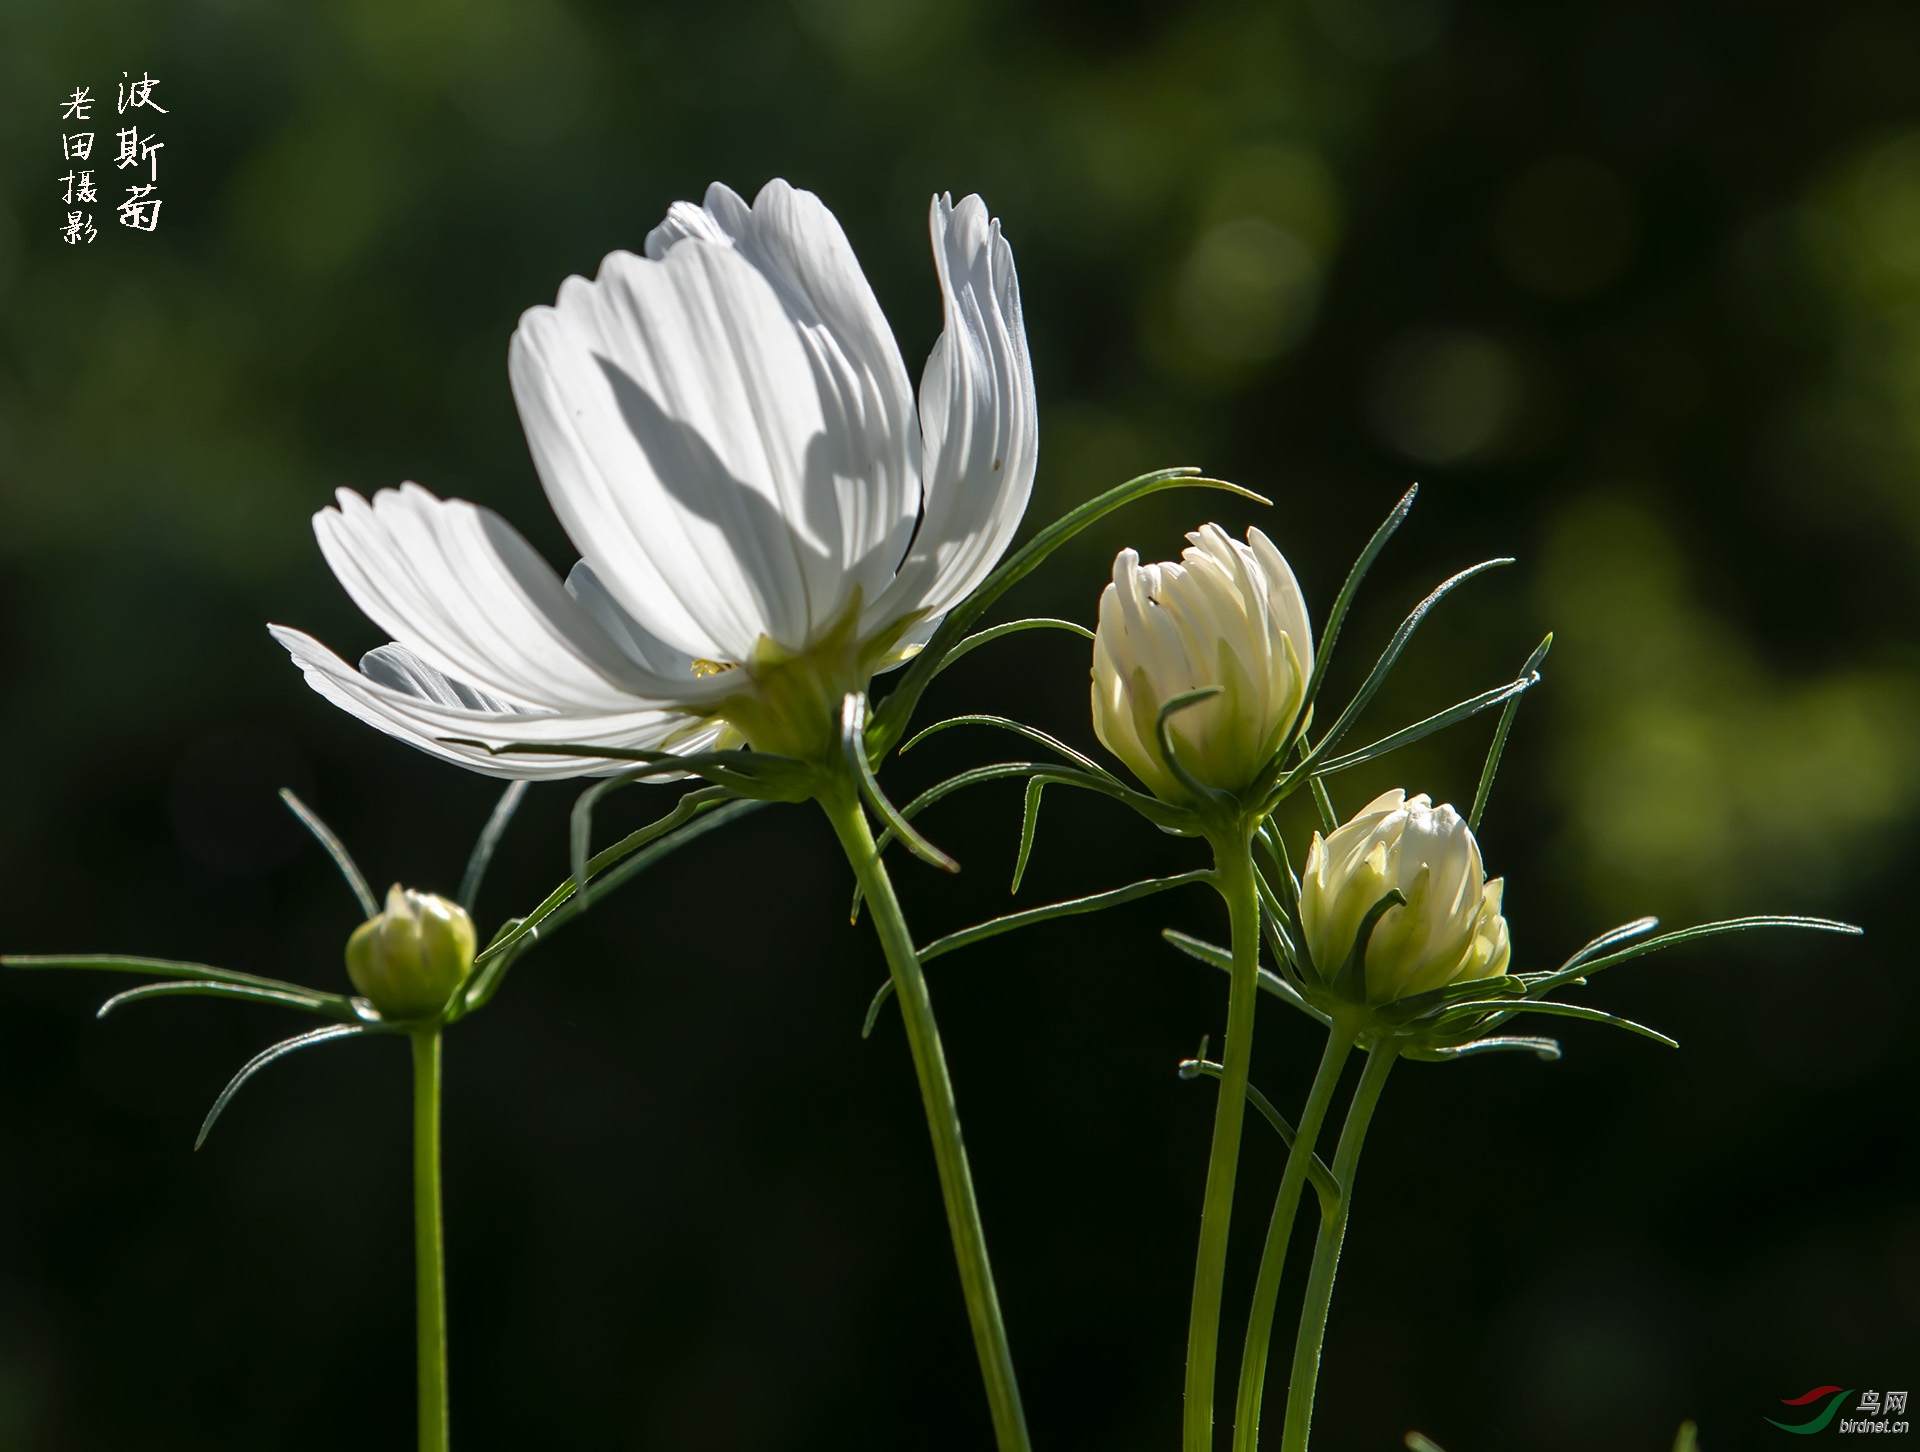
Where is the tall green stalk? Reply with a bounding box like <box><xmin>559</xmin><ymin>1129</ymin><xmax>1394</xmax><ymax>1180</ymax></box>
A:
<box><xmin>1230</xmin><ymin>1023</ymin><xmax>1356</xmax><ymax>1452</ymax></box>
<box><xmin>1279</xmin><ymin>1043</ymin><xmax>1398</xmax><ymax>1452</ymax></box>
<box><xmin>1183</xmin><ymin>830</ymin><xmax>1262</xmax><ymax>1452</ymax></box>
<box><xmin>411</xmin><ymin>1029</ymin><xmax>450</xmax><ymax>1452</ymax></box>
<box><xmin>820</xmin><ymin>784</ymin><xmax>1031</xmax><ymax>1452</ymax></box>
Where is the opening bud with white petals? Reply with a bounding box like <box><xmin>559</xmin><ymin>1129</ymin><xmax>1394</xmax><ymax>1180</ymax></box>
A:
<box><xmin>1299</xmin><ymin>789</ymin><xmax>1511</xmax><ymax>1006</ymax></box>
<box><xmin>345</xmin><ymin>885</ymin><xmax>477</xmax><ymax>1021</ymax></box>
<box><xmin>1091</xmin><ymin>523</ymin><xmax>1313</xmax><ymax>805</ymax></box>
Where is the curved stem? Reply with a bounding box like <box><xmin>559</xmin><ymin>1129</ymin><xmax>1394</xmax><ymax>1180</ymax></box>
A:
<box><xmin>411</xmin><ymin>1029</ymin><xmax>450</xmax><ymax>1452</ymax></box>
<box><xmin>1230</xmin><ymin>1024</ymin><xmax>1356</xmax><ymax>1452</ymax></box>
<box><xmin>819</xmin><ymin>785</ymin><xmax>1031</xmax><ymax>1452</ymax></box>
<box><xmin>1184</xmin><ymin>834</ymin><xmax>1262</xmax><ymax>1452</ymax></box>
<box><xmin>1279</xmin><ymin>1042</ymin><xmax>1398</xmax><ymax>1452</ymax></box>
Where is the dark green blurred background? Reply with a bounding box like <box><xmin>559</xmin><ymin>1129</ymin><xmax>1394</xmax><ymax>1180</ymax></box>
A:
<box><xmin>0</xmin><ymin>0</ymin><xmax>1915</xmax><ymax>1447</ymax></box>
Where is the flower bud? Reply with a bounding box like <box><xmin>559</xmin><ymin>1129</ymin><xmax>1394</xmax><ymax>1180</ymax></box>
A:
<box><xmin>1090</xmin><ymin>524</ymin><xmax>1313</xmax><ymax>803</ymax></box>
<box><xmin>345</xmin><ymin>885</ymin><xmax>477</xmax><ymax>1020</ymax></box>
<box><xmin>1299</xmin><ymin>789</ymin><xmax>1511</xmax><ymax>1005</ymax></box>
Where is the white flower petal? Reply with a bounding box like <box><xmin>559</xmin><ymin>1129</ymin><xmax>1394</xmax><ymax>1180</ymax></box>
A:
<box><xmin>273</xmin><ymin>629</ymin><xmax>721</xmax><ymax>780</ymax></box>
<box><xmin>513</xmin><ymin>181</ymin><xmax>922</xmax><ymax>660</ymax></box>
<box><xmin>873</xmin><ymin>193</ymin><xmax>1038</xmax><ymax>632</ymax></box>
<box><xmin>313</xmin><ymin>484</ymin><xmax>725</xmax><ymax>713</ymax></box>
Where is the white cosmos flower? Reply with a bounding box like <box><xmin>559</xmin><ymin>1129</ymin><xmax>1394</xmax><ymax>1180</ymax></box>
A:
<box><xmin>1298</xmin><ymin>789</ymin><xmax>1512</xmax><ymax>1004</ymax></box>
<box><xmin>1090</xmin><ymin>524</ymin><xmax>1313</xmax><ymax>803</ymax></box>
<box><xmin>272</xmin><ymin>179</ymin><xmax>1036</xmax><ymax>775</ymax></box>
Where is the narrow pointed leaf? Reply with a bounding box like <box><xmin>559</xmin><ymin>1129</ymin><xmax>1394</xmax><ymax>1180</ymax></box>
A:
<box><xmin>1287</xmin><ymin>483</ymin><xmax>1418</xmax><ymax>755</ymax></box>
<box><xmin>279</xmin><ymin>789</ymin><xmax>377</xmax><ymax>919</ymax></box>
<box><xmin>1469</xmin><ymin>633</ymin><xmax>1552</xmax><ymax>831</ymax></box>
<box><xmin>97</xmin><ymin>980</ymin><xmax>360</xmax><ymax>1022</ymax></box>
<box><xmin>930</xmin><ymin>618</ymin><xmax>1094</xmax><ymax>681</ymax></box>
<box><xmin>864</xmin><ymin>871</ymin><xmax>1215</xmax><ymax>1033</ymax></box>
<box><xmin>1178</xmin><ymin>1057</ymin><xmax>1340</xmax><ymax>1204</ymax></box>
<box><xmin>899</xmin><ymin>713</ymin><xmax>1115</xmax><ymax>779</ymax></box>
<box><xmin>1308</xmin><ymin>671</ymin><xmax>1538</xmax><ymax>780</ymax></box>
<box><xmin>1412</xmin><ymin>1035</ymin><xmax>1561</xmax><ymax>1062</ymax></box>
<box><xmin>1012</xmin><ymin>777</ymin><xmax>1048</xmax><ymax>894</ymax></box>
<box><xmin>1440</xmin><ymin>998</ymin><xmax>1677</xmax><ymax>1047</ymax></box>
<box><xmin>196</xmin><ymin>1025</ymin><xmax>365</xmax><ymax>1149</ymax></box>
<box><xmin>1286</xmin><ymin>557</ymin><xmax>1515</xmax><ymax>782</ymax></box>
<box><xmin>1550</xmin><ymin>916</ymin><xmax>1659</xmax><ymax>975</ymax></box>
<box><xmin>4</xmin><ymin>954</ymin><xmax>352</xmax><ymax>1004</ymax></box>
<box><xmin>842</xmin><ymin>695</ymin><xmax>958</xmax><ymax>873</ymax></box>
<box><xmin>1526</xmin><ymin>915</ymin><xmax>1861</xmax><ymax>998</ymax></box>
<box><xmin>460</xmin><ymin>780</ymin><xmax>529</xmax><ymax>911</ymax></box>
<box><xmin>1160</xmin><ymin>928</ymin><xmax>1330</xmax><ymax>1025</ymax></box>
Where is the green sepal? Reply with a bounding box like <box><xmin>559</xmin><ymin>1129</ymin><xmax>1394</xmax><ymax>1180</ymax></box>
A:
<box><xmin>1332</xmin><ymin>889</ymin><xmax>1408</xmax><ymax>1003</ymax></box>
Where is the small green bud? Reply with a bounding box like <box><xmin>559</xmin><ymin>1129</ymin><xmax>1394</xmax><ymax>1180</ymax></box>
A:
<box><xmin>345</xmin><ymin>885</ymin><xmax>476</xmax><ymax>1021</ymax></box>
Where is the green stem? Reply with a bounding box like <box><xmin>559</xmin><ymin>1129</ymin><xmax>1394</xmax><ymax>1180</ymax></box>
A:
<box><xmin>820</xmin><ymin>785</ymin><xmax>1031</xmax><ymax>1452</ymax></box>
<box><xmin>1278</xmin><ymin>1042</ymin><xmax>1398</xmax><ymax>1452</ymax></box>
<box><xmin>412</xmin><ymin>1029</ymin><xmax>450</xmax><ymax>1452</ymax></box>
<box><xmin>1184</xmin><ymin>834</ymin><xmax>1262</xmax><ymax>1452</ymax></box>
<box><xmin>1230</xmin><ymin>1024</ymin><xmax>1356</xmax><ymax>1452</ymax></box>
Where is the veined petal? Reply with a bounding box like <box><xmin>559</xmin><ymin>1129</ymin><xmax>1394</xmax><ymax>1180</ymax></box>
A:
<box><xmin>872</xmin><ymin>192</ymin><xmax>1037</xmax><ymax>633</ymax></box>
<box><xmin>652</xmin><ymin>182</ymin><xmax>921</xmax><ymax>608</ymax></box>
<box><xmin>312</xmin><ymin>485</ymin><xmax>727</xmax><ymax>714</ymax></box>
<box><xmin>272</xmin><ymin>629</ymin><xmax>722</xmax><ymax>780</ymax></box>
<box><xmin>513</xmin><ymin>183</ymin><xmax>922</xmax><ymax>663</ymax></box>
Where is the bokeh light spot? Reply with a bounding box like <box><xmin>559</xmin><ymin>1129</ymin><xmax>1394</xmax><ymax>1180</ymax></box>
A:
<box><xmin>1174</xmin><ymin>218</ymin><xmax>1320</xmax><ymax>363</ymax></box>
<box><xmin>1492</xmin><ymin>156</ymin><xmax>1639</xmax><ymax>297</ymax></box>
<box><xmin>1367</xmin><ymin>328</ymin><xmax>1522</xmax><ymax>464</ymax></box>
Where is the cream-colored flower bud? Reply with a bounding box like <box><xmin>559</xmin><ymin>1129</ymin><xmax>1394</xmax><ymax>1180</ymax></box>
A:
<box><xmin>1299</xmin><ymin>789</ymin><xmax>1511</xmax><ymax>1005</ymax></box>
<box><xmin>1090</xmin><ymin>523</ymin><xmax>1313</xmax><ymax>803</ymax></box>
<box><xmin>345</xmin><ymin>885</ymin><xmax>477</xmax><ymax>1020</ymax></box>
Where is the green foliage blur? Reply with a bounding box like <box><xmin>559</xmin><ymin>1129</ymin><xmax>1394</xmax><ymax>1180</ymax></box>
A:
<box><xmin>0</xmin><ymin>0</ymin><xmax>1913</xmax><ymax>1449</ymax></box>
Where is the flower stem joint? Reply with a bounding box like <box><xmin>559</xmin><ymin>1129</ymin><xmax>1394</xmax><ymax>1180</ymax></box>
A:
<box><xmin>346</xmin><ymin>886</ymin><xmax>478</xmax><ymax>1023</ymax></box>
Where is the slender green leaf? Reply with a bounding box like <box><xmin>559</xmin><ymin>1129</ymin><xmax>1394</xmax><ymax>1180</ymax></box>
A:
<box><xmin>1440</xmin><ymin>998</ymin><xmax>1677</xmax><ymax>1048</ymax></box>
<box><xmin>923</xmin><ymin>870</ymin><xmax>1214</xmax><ymax>963</ymax></box>
<box><xmin>1526</xmin><ymin>915</ymin><xmax>1860</xmax><ymax>998</ymax></box>
<box><xmin>868</xmin><ymin>465</ymin><xmax>1267</xmax><ymax>755</ymax></box>
<box><xmin>1547</xmin><ymin>916</ymin><xmax>1659</xmax><ymax>977</ymax></box>
<box><xmin>572</xmin><ymin>782</ymin><xmax>730</xmax><ymax>909</ymax></box>
<box><xmin>1286</xmin><ymin>483</ymin><xmax>1418</xmax><ymax>758</ymax></box>
<box><xmin>458</xmin><ymin>797</ymin><xmax>767</xmax><ymax>1016</ymax></box>
<box><xmin>196</xmin><ymin>1025</ymin><xmax>365</xmax><ymax>1149</ymax></box>
<box><xmin>1412</xmin><ymin>1035</ymin><xmax>1561</xmax><ymax>1062</ymax></box>
<box><xmin>1178</xmin><ymin>1057</ymin><xmax>1340</xmax><ymax>1205</ymax></box>
<box><xmin>1406</xmin><ymin>1433</ymin><xmax>1449</xmax><ymax>1452</ymax></box>
<box><xmin>1308</xmin><ymin>671</ymin><xmax>1537</xmax><ymax>780</ymax></box>
<box><xmin>1160</xmin><ymin>929</ymin><xmax>1330</xmax><ymax>1025</ymax></box>
<box><xmin>97</xmin><ymin>980</ymin><xmax>360</xmax><ymax>1022</ymax></box>
<box><xmin>856</xmin><ymin>762</ymin><xmax>1055</xmax><ymax>922</ymax></box>
<box><xmin>4</xmin><ymin>954</ymin><xmax>352</xmax><ymax>1003</ymax></box>
<box><xmin>863</xmin><ymin>871</ymin><xmax>1215</xmax><ymax>1035</ymax></box>
<box><xmin>930</xmin><ymin>617</ymin><xmax>1094</xmax><ymax>681</ymax></box>
<box><xmin>1469</xmin><ymin>633</ymin><xmax>1552</xmax><ymax>831</ymax></box>
<box><xmin>460</xmin><ymin>780</ymin><xmax>528</xmax><ymax>912</ymax></box>
<box><xmin>1283</xmin><ymin>557</ymin><xmax>1514</xmax><ymax>787</ymax></box>
<box><xmin>279</xmin><ymin>789</ymin><xmax>377</xmax><ymax>918</ymax></box>
<box><xmin>1011</xmin><ymin>776</ymin><xmax>1048</xmax><ymax>894</ymax></box>
<box><xmin>899</xmin><ymin>713</ymin><xmax>1115</xmax><ymax>779</ymax></box>
<box><xmin>843</xmin><ymin>694</ymin><xmax>958</xmax><ymax>872</ymax></box>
